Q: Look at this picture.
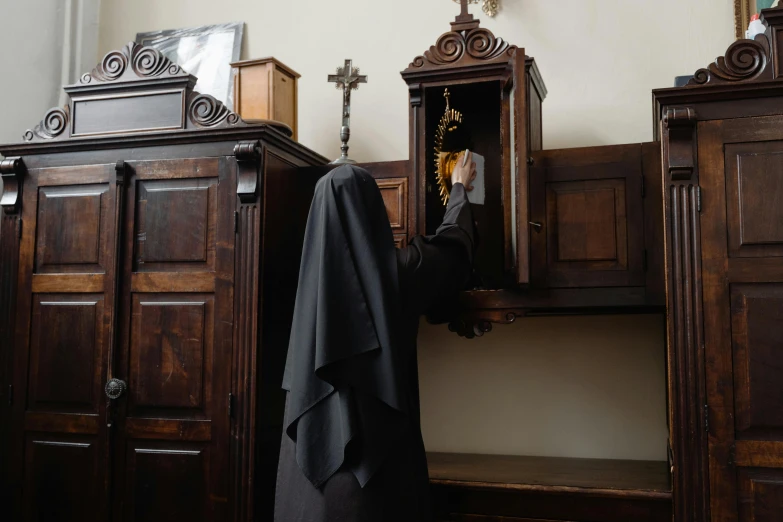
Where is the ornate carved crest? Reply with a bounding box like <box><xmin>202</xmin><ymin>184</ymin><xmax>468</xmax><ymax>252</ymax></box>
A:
<box><xmin>22</xmin><ymin>106</ymin><xmax>70</xmax><ymax>142</ymax></box>
<box><xmin>79</xmin><ymin>41</ymin><xmax>189</xmax><ymax>84</ymax></box>
<box><xmin>407</xmin><ymin>26</ymin><xmax>516</xmax><ymax>71</ymax></box>
<box><xmin>687</xmin><ymin>34</ymin><xmax>772</xmax><ymax>86</ymax></box>
<box><xmin>20</xmin><ymin>42</ymin><xmax>267</xmax><ymax>143</ymax></box>
<box><xmin>188</xmin><ymin>93</ymin><xmax>242</xmax><ymax>128</ymax></box>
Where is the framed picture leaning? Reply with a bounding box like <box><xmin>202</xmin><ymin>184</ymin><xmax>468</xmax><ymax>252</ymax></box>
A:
<box><xmin>136</xmin><ymin>22</ymin><xmax>244</xmax><ymax>108</ymax></box>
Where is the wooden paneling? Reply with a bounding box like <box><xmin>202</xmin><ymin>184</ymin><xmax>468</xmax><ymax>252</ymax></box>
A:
<box><xmin>530</xmin><ymin>144</ymin><xmax>645</xmax><ymax>289</ymax></box>
<box><xmin>731</xmin><ymin>284</ymin><xmax>783</xmax><ymax>441</ymax></box>
<box><xmin>726</xmin><ymin>142</ymin><xmax>783</xmax><ymax>258</ymax></box>
<box><xmin>737</xmin><ymin>468</ymin><xmax>783</xmax><ymax>522</ymax></box>
<box><xmin>23</xmin><ymin>435</ymin><xmax>101</xmax><ymax>522</ymax></box>
<box><xmin>134</xmin><ymin>177</ymin><xmax>217</xmax><ymax>272</ymax></box>
<box><xmin>27</xmin><ymin>295</ymin><xmax>103</xmax><ymax>413</ymax></box>
<box><xmin>129</xmin><ymin>295</ymin><xmax>211</xmax><ymax>411</ymax></box>
<box><xmin>377</xmin><ymin>177</ymin><xmax>408</xmax><ymax>232</ymax></box>
<box><xmin>35</xmin><ymin>183</ymin><xmax>110</xmax><ymax>274</ymax></box>
<box><xmin>124</xmin><ymin>442</ymin><xmax>208</xmax><ymax>522</ymax></box>
<box><xmin>549</xmin><ymin>180</ymin><xmax>624</xmax><ymax>264</ymax></box>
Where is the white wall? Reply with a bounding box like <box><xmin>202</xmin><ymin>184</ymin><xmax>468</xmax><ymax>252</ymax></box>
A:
<box><xmin>0</xmin><ymin>0</ymin><xmax>100</xmax><ymax>145</ymax></box>
<box><xmin>99</xmin><ymin>0</ymin><xmax>734</xmax><ymax>159</ymax></box>
<box><xmin>88</xmin><ymin>0</ymin><xmax>732</xmax><ymax>461</ymax></box>
<box><xmin>0</xmin><ymin>0</ymin><xmax>66</xmax><ymax>145</ymax></box>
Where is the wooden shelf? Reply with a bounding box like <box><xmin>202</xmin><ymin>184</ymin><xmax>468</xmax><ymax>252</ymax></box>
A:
<box><xmin>428</xmin><ymin>452</ymin><xmax>671</xmax><ymax>498</ymax></box>
<box><xmin>428</xmin><ymin>453</ymin><xmax>672</xmax><ymax>522</ymax></box>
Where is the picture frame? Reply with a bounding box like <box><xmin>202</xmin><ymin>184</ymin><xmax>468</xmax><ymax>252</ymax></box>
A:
<box><xmin>136</xmin><ymin>22</ymin><xmax>244</xmax><ymax>109</ymax></box>
<box><xmin>735</xmin><ymin>0</ymin><xmax>779</xmax><ymax>39</ymax></box>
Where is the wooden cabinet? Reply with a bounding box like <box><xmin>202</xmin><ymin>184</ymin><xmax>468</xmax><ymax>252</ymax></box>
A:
<box><xmin>351</xmin><ymin>8</ymin><xmax>665</xmax><ymax>332</ymax></box>
<box><xmin>654</xmin><ymin>7</ymin><xmax>783</xmax><ymax>521</ymax></box>
<box><xmin>0</xmin><ymin>42</ymin><xmax>327</xmax><ymax>522</ymax></box>
<box><xmin>231</xmin><ymin>57</ymin><xmax>300</xmax><ymax>140</ymax></box>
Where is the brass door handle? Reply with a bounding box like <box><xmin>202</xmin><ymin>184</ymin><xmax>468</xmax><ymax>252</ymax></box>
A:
<box><xmin>529</xmin><ymin>221</ymin><xmax>543</xmax><ymax>232</ymax></box>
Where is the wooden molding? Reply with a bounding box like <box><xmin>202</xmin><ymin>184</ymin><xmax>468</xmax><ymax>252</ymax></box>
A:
<box><xmin>231</xmin><ymin>197</ymin><xmax>262</xmax><ymax>522</ymax></box>
<box><xmin>663</xmin><ymin>107</ymin><xmax>698</xmax><ymax>181</ymax></box>
<box><xmin>0</xmin><ymin>157</ymin><xmax>24</xmax><ymax>215</ymax></box>
<box><xmin>235</xmin><ymin>140</ymin><xmax>262</xmax><ymax>204</ymax></box>
<box><xmin>665</xmin><ymin>181</ymin><xmax>709</xmax><ymax>522</ymax></box>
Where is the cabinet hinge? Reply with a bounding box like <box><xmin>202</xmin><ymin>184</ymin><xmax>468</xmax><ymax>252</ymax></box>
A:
<box><xmin>704</xmin><ymin>404</ymin><xmax>709</xmax><ymax>433</ymax></box>
<box><xmin>16</xmin><ymin>218</ymin><xmax>22</xmax><ymax>239</ymax></box>
<box><xmin>228</xmin><ymin>393</ymin><xmax>234</xmax><ymax>418</ymax></box>
<box><xmin>696</xmin><ymin>186</ymin><xmax>702</xmax><ymax>212</ymax></box>
<box><xmin>233</xmin><ymin>211</ymin><xmax>239</xmax><ymax>234</ymax></box>
<box><xmin>643</xmin><ymin>249</ymin><xmax>648</xmax><ymax>272</ymax></box>
<box><xmin>7</xmin><ymin>384</ymin><xmax>12</xmax><ymax>406</ymax></box>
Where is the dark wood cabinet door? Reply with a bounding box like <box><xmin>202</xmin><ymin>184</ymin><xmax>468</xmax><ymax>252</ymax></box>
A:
<box><xmin>529</xmin><ymin>144</ymin><xmax>645</xmax><ymax>289</ymax></box>
<box><xmin>699</xmin><ymin>116</ymin><xmax>783</xmax><ymax>522</ymax></box>
<box><xmin>11</xmin><ymin>164</ymin><xmax>119</xmax><ymax>521</ymax></box>
<box><xmin>112</xmin><ymin>157</ymin><xmax>234</xmax><ymax>521</ymax></box>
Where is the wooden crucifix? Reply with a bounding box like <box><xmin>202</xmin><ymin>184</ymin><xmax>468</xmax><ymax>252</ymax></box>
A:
<box><xmin>327</xmin><ymin>59</ymin><xmax>367</xmax><ymax>165</ymax></box>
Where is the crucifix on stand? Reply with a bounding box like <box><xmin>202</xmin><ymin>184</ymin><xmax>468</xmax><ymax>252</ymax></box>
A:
<box><xmin>328</xmin><ymin>59</ymin><xmax>367</xmax><ymax>164</ymax></box>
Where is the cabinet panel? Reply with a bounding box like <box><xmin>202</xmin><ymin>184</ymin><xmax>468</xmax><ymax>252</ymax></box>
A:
<box><xmin>125</xmin><ymin>441</ymin><xmax>208</xmax><ymax>522</ymax></box>
<box><xmin>23</xmin><ymin>434</ymin><xmax>100</xmax><ymax>522</ymax></box>
<box><xmin>531</xmin><ymin>144</ymin><xmax>644</xmax><ymax>289</ymax></box>
<box><xmin>737</xmin><ymin>468</ymin><xmax>783</xmax><ymax>522</ymax></box>
<box><xmin>377</xmin><ymin>177</ymin><xmax>408</xmax><ymax>232</ymax></box>
<box><xmin>726</xmin><ymin>143</ymin><xmax>783</xmax><ymax>258</ymax></box>
<box><xmin>134</xmin><ymin>177</ymin><xmax>217</xmax><ymax>272</ymax></box>
<box><xmin>547</xmin><ymin>179</ymin><xmax>625</xmax><ymax>266</ymax></box>
<box><xmin>35</xmin><ymin>183</ymin><xmax>110</xmax><ymax>274</ymax></box>
<box><xmin>731</xmin><ymin>284</ymin><xmax>783</xmax><ymax>441</ymax></box>
<box><xmin>28</xmin><ymin>295</ymin><xmax>103</xmax><ymax>413</ymax></box>
<box><xmin>129</xmin><ymin>295</ymin><xmax>212</xmax><ymax>412</ymax></box>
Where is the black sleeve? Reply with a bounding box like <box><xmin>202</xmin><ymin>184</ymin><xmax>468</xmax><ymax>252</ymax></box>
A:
<box><xmin>396</xmin><ymin>182</ymin><xmax>476</xmax><ymax>317</ymax></box>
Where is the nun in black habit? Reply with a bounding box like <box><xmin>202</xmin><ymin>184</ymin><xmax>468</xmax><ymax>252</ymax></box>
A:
<box><xmin>275</xmin><ymin>154</ymin><xmax>477</xmax><ymax>522</ymax></box>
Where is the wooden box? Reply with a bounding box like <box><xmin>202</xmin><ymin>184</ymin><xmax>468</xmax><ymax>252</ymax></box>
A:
<box><xmin>231</xmin><ymin>57</ymin><xmax>300</xmax><ymax>140</ymax></box>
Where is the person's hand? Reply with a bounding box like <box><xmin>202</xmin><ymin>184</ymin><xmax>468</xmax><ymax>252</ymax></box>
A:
<box><xmin>452</xmin><ymin>150</ymin><xmax>476</xmax><ymax>191</ymax></box>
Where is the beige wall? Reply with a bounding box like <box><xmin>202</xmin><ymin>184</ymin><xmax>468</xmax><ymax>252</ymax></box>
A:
<box><xmin>96</xmin><ymin>0</ymin><xmax>737</xmax><ymax>461</ymax></box>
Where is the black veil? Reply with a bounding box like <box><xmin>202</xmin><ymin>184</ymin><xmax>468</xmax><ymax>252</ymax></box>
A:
<box><xmin>282</xmin><ymin>165</ymin><xmax>409</xmax><ymax>489</ymax></box>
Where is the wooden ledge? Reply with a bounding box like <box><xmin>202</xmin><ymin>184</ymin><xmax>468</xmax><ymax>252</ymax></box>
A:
<box><xmin>427</xmin><ymin>452</ymin><xmax>672</xmax><ymax>499</ymax></box>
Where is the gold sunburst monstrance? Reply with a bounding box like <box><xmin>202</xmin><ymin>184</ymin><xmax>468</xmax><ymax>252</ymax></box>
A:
<box><xmin>434</xmin><ymin>89</ymin><xmax>465</xmax><ymax>205</ymax></box>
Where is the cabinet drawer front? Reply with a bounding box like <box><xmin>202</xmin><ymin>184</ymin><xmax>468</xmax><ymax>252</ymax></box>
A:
<box><xmin>377</xmin><ymin>177</ymin><xmax>408</xmax><ymax>232</ymax></box>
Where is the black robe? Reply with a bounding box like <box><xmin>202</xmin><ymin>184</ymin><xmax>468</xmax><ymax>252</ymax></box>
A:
<box><xmin>276</xmin><ymin>165</ymin><xmax>475</xmax><ymax>522</ymax></box>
